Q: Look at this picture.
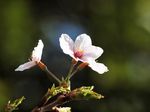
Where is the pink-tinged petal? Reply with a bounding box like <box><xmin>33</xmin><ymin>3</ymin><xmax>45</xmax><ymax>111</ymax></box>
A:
<box><xmin>32</xmin><ymin>40</ymin><xmax>44</xmax><ymax>62</ymax></box>
<box><xmin>59</xmin><ymin>34</ymin><xmax>74</xmax><ymax>58</ymax></box>
<box><xmin>79</xmin><ymin>57</ymin><xmax>93</xmax><ymax>63</ymax></box>
<box><xmin>15</xmin><ymin>61</ymin><xmax>36</xmax><ymax>71</ymax></box>
<box><xmin>82</xmin><ymin>45</ymin><xmax>103</xmax><ymax>60</ymax></box>
<box><xmin>89</xmin><ymin>61</ymin><xmax>108</xmax><ymax>74</ymax></box>
<box><xmin>74</xmin><ymin>34</ymin><xmax>92</xmax><ymax>52</ymax></box>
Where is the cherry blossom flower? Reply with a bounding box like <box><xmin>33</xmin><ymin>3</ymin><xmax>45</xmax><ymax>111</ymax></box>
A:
<box><xmin>53</xmin><ymin>107</ymin><xmax>71</xmax><ymax>112</ymax></box>
<box><xmin>59</xmin><ymin>34</ymin><xmax>108</xmax><ymax>74</ymax></box>
<box><xmin>15</xmin><ymin>40</ymin><xmax>44</xmax><ymax>71</ymax></box>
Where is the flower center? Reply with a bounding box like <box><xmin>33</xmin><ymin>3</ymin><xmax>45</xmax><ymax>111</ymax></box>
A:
<box><xmin>74</xmin><ymin>51</ymin><xmax>83</xmax><ymax>58</ymax></box>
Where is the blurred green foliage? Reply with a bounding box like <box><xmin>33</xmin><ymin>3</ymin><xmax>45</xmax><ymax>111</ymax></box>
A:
<box><xmin>0</xmin><ymin>0</ymin><xmax>150</xmax><ymax>112</ymax></box>
<box><xmin>0</xmin><ymin>80</ymin><xmax>9</xmax><ymax>110</ymax></box>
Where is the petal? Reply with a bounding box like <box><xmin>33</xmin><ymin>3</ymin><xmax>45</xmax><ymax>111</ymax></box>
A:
<box><xmin>15</xmin><ymin>61</ymin><xmax>36</xmax><ymax>71</ymax></box>
<box><xmin>74</xmin><ymin>34</ymin><xmax>92</xmax><ymax>52</ymax></box>
<box><xmin>32</xmin><ymin>40</ymin><xmax>44</xmax><ymax>62</ymax></box>
<box><xmin>89</xmin><ymin>61</ymin><xmax>108</xmax><ymax>74</ymax></box>
<box><xmin>82</xmin><ymin>45</ymin><xmax>103</xmax><ymax>60</ymax></box>
<box><xmin>54</xmin><ymin>107</ymin><xmax>71</xmax><ymax>112</ymax></box>
<box><xmin>59</xmin><ymin>34</ymin><xmax>74</xmax><ymax>58</ymax></box>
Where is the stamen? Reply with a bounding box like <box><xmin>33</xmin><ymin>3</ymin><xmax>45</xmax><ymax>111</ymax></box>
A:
<box><xmin>74</xmin><ymin>51</ymin><xmax>83</xmax><ymax>58</ymax></box>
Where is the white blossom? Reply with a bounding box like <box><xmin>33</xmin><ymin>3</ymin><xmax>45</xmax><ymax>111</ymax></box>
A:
<box><xmin>59</xmin><ymin>34</ymin><xmax>108</xmax><ymax>74</ymax></box>
<box><xmin>15</xmin><ymin>40</ymin><xmax>44</xmax><ymax>71</ymax></box>
<box><xmin>53</xmin><ymin>107</ymin><xmax>71</xmax><ymax>112</ymax></box>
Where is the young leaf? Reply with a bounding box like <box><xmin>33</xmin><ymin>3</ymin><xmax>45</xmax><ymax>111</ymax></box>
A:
<box><xmin>5</xmin><ymin>96</ymin><xmax>25</xmax><ymax>112</ymax></box>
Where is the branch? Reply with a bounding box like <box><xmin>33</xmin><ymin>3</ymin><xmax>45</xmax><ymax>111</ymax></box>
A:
<box><xmin>32</xmin><ymin>86</ymin><xmax>104</xmax><ymax>112</ymax></box>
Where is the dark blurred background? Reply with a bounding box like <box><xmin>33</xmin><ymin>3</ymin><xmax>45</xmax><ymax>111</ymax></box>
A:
<box><xmin>0</xmin><ymin>0</ymin><xmax>150</xmax><ymax>112</ymax></box>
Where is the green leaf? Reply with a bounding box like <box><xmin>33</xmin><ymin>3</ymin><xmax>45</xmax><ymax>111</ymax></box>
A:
<box><xmin>70</xmin><ymin>86</ymin><xmax>104</xmax><ymax>100</ymax></box>
<box><xmin>46</xmin><ymin>84</ymin><xmax>70</xmax><ymax>100</ymax></box>
<box><xmin>5</xmin><ymin>96</ymin><xmax>25</xmax><ymax>112</ymax></box>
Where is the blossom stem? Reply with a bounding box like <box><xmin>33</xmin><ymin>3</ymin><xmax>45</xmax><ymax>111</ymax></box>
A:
<box><xmin>45</xmin><ymin>67</ymin><xmax>61</xmax><ymax>83</ymax></box>
<box><xmin>38</xmin><ymin>61</ymin><xmax>61</xmax><ymax>83</ymax></box>
<box><xmin>69</xmin><ymin>63</ymin><xmax>88</xmax><ymax>79</ymax></box>
<box><xmin>68</xmin><ymin>68</ymin><xmax>79</xmax><ymax>79</ymax></box>
<box><xmin>66</xmin><ymin>59</ymin><xmax>77</xmax><ymax>80</ymax></box>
